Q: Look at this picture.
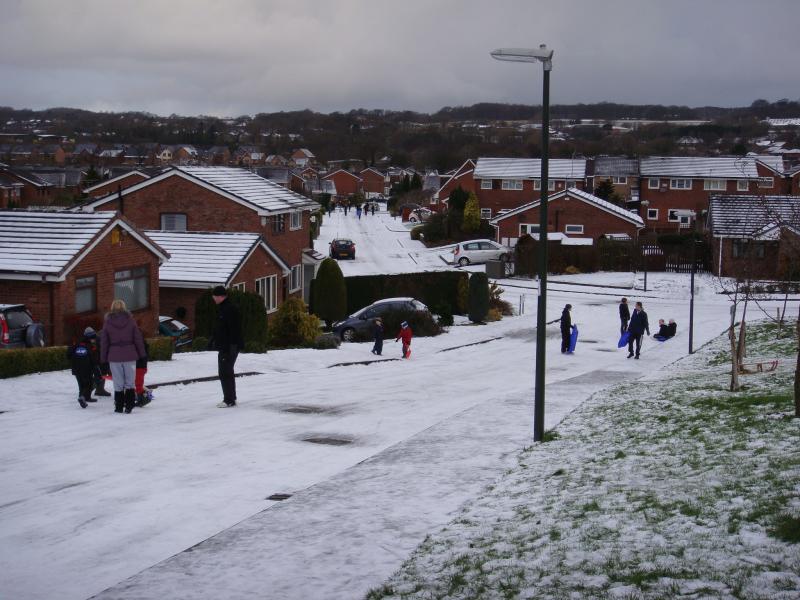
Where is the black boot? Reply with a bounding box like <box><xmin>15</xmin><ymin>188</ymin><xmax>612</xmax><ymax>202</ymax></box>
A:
<box><xmin>114</xmin><ymin>391</ymin><xmax>124</xmax><ymax>413</ymax></box>
<box><xmin>94</xmin><ymin>380</ymin><xmax>111</xmax><ymax>397</ymax></box>
<box><xmin>77</xmin><ymin>395</ymin><xmax>87</xmax><ymax>409</ymax></box>
<box><xmin>124</xmin><ymin>389</ymin><xmax>135</xmax><ymax>413</ymax></box>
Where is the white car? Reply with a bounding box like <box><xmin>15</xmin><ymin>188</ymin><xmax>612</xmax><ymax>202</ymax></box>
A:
<box><xmin>450</xmin><ymin>239</ymin><xmax>511</xmax><ymax>266</ymax></box>
<box><xmin>408</xmin><ymin>208</ymin><xmax>432</xmax><ymax>223</ymax></box>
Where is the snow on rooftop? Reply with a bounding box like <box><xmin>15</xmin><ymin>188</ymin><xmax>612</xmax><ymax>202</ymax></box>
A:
<box><xmin>474</xmin><ymin>157</ymin><xmax>586</xmax><ymax>180</ymax></box>
<box><xmin>639</xmin><ymin>156</ymin><xmax>758</xmax><ymax>178</ymax></box>
<box><xmin>0</xmin><ymin>211</ymin><xmax>115</xmax><ymax>276</ymax></box>
<box><xmin>144</xmin><ymin>230</ymin><xmax>260</xmax><ymax>286</ymax></box>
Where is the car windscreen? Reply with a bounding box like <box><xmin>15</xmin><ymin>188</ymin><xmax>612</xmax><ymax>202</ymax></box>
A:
<box><xmin>333</xmin><ymin>240</ymin><xmax>353</xmax><ymax>247</ymax></box>
<box><xmin>5</xmin><ymin>309</ymin><xmax>33</xmax><ymax>329</ymax></box>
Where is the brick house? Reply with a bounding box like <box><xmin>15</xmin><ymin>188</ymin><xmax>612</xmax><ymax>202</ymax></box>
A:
<box><xmin>291</xmin><ymin>148</ymin><xmax>315</xmax><ymax>168</ymax></box>
<box><xmin>0</xmin><ymin>175</ymin><xmax>24</xmax><ymax>208</ymax></box>
<box><xmin>789</xmin><ymin>165</ymin><xmax>800</xmax><ymax>195</ymax></box>
<box><xmin>83</xmin><ymin>166</ymin><xmax>319</xmax><ymax>311</ymax></box>
<box><xmin>144</xmin><ymin>231</ymin><xmax>292</xmax><ymax>332</ymax></box>
<box><xmin>638</xmin><ymin>156</ymin><xmax>773</xmax><ymax>232</ymax></box>
<box><xmin>84</xmin><ymin>170</ymin><xmax>151</xmax><ymax>199</ymax></box>
<box><xmin>707</xmin><ymin>195</ymin><xmax>800</xmax><ymax>279</ymax></box>
<box><xmin>473</xmin><ymin>157</ymin><xmax>587</xmax><ymax>220</ymax></box>
<box><xmin>435</xmin><ymin>159</ymin><xmax>476</xmax><ymax>211</ymax></box>
<box><xmin>0</xmin><ymin>210</ymin><xmax>168</xmax><ymax>345</ymax></box>
<box><xmin>590</xmin><ymin>157</ymin><xmax>640</xmax><ymax>204</ymax></box>
<box><xmin>0</xmin><ymin>165</ymin><xmax>53</xmax><ymax>207</ymax></box>
<box><xmin>323</xmin><ymin>169</ymin><xmax>362</xmax><ymax>200</ymax></box>
<box><xmin>489</xmin><ymin>187</ymin><xmax>644</xmax><ymax>247</ymax></box>
<box><xmin>360</xmin><ymin>167</ymin><xmax>387</xmax><ymax>198</ymax></box>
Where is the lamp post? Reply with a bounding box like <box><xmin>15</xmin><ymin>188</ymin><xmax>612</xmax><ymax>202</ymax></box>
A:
<box><xmin>639</xmin><ymin>199</ymin><xmax>649</xmax><ymax>292</ymax></box>
<box><xmin>491</xmin><ymin>44</ymin><xmax>553</xmax><ymax>443</ymax></box>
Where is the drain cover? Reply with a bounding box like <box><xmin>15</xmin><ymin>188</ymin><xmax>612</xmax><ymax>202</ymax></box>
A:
<box><xmin>303</xmin><ymin>436</ymin><xmax>352</xmax><ymax>446</ymax></box>
<box><xmin>266</xmin><ymin>493</ymin><xmax>292</xmax><ymax>501</ymax></box>
<box><xmin>284</xmin><ymin>406</ymin><xmax>329</xmax><ymax>414</ymax></box>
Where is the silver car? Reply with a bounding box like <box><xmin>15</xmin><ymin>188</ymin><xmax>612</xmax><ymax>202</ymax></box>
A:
<box><xmin>450</xmin><ymin>239</ymin><xmax>511</xmax><ymax>266</ymax></box>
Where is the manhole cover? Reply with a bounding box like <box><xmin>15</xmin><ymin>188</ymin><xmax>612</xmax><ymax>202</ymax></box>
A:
<box><xmin>283</xmin><ymin>405</ymin><xmax>333</xmax><ymax>414</ymax></box>
<box><xmin>303</xmin><ymin>436</ymin><xmax>353</xmax><ymax>446</ymax></box>
<box><xmin>266</xmin><ymin>493</ymin><xmax>292</xmax><ymax>501</ymax></box>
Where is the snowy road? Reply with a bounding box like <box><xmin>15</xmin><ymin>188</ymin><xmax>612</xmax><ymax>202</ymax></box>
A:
<box><xmin>1</xmin><ymin>209</ymin><xmax>787</xmax><ymax>600</ymax></box>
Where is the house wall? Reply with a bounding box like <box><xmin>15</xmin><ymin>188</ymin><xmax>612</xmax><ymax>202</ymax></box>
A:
<box><xmin>592</xmin><ymin>174</ymin><xmax>640</xmax><ymax>201</ymax></box>
<box><xmin>324</xmin><ymin>171</ymin><xmax>361</xmax><ymax>197</ymax></box>
<box><xmin>438</xmin><ymin>172</ymin><xmax>476</xmax><ymax>210</ymax></box>
<box><xmin>476</xmin><ymin>179</ymin><xmax>586</xmax><ymax>218</ymax></box>
<box><xmin>711</xmin><ymin>237</ymin><xmax>782</xmax><ymax>279</ymax></box>
<box><xmin>87</xmin><ymin>172</ymin><xmax>149</xmax><ymax>199</ymax></box>
<box><xmin>360</xmin><ymin>170</ymin><xmax>385</xmax><ymax>195</ymax></box>
<box><xmin>494</xmin><ymin>194</ymin><xmax>640</xmax><ymax>245</ymax></box>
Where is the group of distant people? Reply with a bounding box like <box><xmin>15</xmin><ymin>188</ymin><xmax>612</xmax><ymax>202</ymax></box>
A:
<box><xmin>327</xmin><ymin>200</ymin><xmax>377</xmax><ymax>219</ymax></box>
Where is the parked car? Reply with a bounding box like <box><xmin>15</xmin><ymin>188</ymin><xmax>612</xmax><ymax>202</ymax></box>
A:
<box><xmin>158</xmin><ymin>315</ymin><xmax>193</xmax><ymax>349</ymax></box>
<box><xmin>0</xmin><ymin>304</ymin><xmax>46</xmax><ymax>349</ymax></box>
<box><xmin>408</xmin><ymin>207</ymin><xmax>432</xmax><ymax>223</ymax></box>
<box><xmin>450</xmin><ymin>239</ymin><xmax>511</xmax><ymax>266</ymax></box>
<box><xmin>330</xmin><ymin>238</ymin><xmax>356</xmax><ymax>260</ymax></box>
<box><xmin>333</xmin><ymin>297</ymin><xmax>429</xmax><ymax>342</ymax></box>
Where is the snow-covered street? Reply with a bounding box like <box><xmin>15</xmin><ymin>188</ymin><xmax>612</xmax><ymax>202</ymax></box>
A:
<box><xmin>1</xmin><ymin>207</ymin><xmax>791</xmax><ymax>599</ymax></box>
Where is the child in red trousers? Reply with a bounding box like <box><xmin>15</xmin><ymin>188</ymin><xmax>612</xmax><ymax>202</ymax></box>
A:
<box><xmin>134</xmin><ymin>341</ymin><xmax>152</xmax><ymax>407</ymax></box>
<box><xmin>395</xmin><ymin>321</ymin><xmax>412</xmax><ymax>359</ymax></box>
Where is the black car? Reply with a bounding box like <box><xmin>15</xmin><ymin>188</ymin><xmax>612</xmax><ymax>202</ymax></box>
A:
<box><xmin>330</xmin><ymin>238</ymin><xmax>356</xmax><ymax>260</ymax></box>
<box><xmin>333</xmin><ymin>297</ymin><xmax>429</xmax><ymax>342</ymax></box>
<box><xmin>0</xmin><ymin>304</ymin><xmax>46</xmax><ymax>349</ymax></box>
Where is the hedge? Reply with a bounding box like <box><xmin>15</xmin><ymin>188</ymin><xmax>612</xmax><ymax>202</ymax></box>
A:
<box><xmin>344</xmin><ymin>271</ymin><xmax>469</xmax><ymax>316</ymax></box>
<box><xmin>0</xmin><ymin>337</ymin><xmax>173</xmax><ymax>379</ymax></box>
<box><xmin>194</xmin><ymin>288</ymin><xmax>269</xmax><ymax>350</ymax></box>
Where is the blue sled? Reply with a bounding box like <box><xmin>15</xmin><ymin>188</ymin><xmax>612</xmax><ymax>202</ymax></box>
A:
<box><xmin>618</xmin><ymin>331</ymin><xmax>630</xmax><ymax>348</ymax></box>
<box><xmin>567</xmin><ymin>325</ymin><xmax>579</xmax><ymax>353</ymax></box>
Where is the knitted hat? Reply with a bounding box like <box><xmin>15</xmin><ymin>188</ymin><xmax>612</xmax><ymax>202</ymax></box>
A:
<box><xmin>212</xmin><ymin>285</ymin><xmax>227</xmax><ymax>297</ymax></box>
<box><xmin>83</xmin><ymin>327</ymin><xmax>97</xmax><ymax>338</ymax></box>
<box><xmin>401</xmin><ymin>321</ymin><xmax>408</xmax><ymax>328</ymax></box>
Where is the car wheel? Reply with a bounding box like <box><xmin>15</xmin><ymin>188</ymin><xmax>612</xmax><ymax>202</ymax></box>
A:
<box><xmin>341</xmin><ymin>328</ymin><xmax>355</xmax><ymax>342</ymax></box>
<box><xmin>25</xmin><ymin>323</ymin><xmax>46</xmax><ymax>347</ymax></box>
<box><xmin>458</xmin><ymin>257</ymin><xmax>470</xmax><ymax>267</ymax></box>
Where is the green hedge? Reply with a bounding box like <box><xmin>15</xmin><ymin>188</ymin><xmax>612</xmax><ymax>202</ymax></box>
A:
<box><xmin>194</xmin><ymin>288</ymin><xmax>269</xmax><ymax>350</ymax></box>
<box><xmin>0</xmin><ymin>337</ymin><xmax>173</xmax><ymax>379</ymax></box>
<box><xmin>344</xmin><ymin>271</ymin><xmax>468</xmax><ymax>316</ymax></box>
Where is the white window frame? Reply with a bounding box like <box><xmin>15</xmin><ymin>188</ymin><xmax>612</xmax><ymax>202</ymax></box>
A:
<box><xmin>290</xmin><ymin>265</ymin><xmax>302</xmax><ymax>292</ymax></box>
<box><xmin>479</xmin><ymin>208</ymin><xmax>492</xmax><ymax>219</ymax></box>
<box><xmin>648</xmin><ymin>178</ymin><xmax>660</xmax><ymax>189</ymax></box>
<box><xmin>160</xmin><ymin>213</ymin><xmax>187</xmax><ymax>231</ymax></box>
<box><xmin>703</xmin><ymin>179</ymin><xmax>726</xmax><ymax>191</ymax></box>
<box><xmin>230</xmin><ymin>282</ymin><xmax>245</xmax><ymax>292</ymax></box>
<box><xmin>533</xmin><ymin>180</ymin><xmax>555</xmax><ymax>191</ymax></box>
<box><xmin>612</xmin><ymin>176</ymin><xmax>627</xmax><ymax>185</ymax></box>
<box><xmin>565</xmin><ymin>224</ymin><xmax>584</xmax><ymax>234</ymax></box>
<box><xmin>670</xmin><ymin>178</ymin><xmax>692</xmax><ymax>190</ymax></box>
<box><xmin>758</xmin><ymin>177</ymin><xmax>774</xmax><ymax>189</ymax></box>
<box><xmin>501</xmin><ymin>179</ymin><xmax>523</xmax><ymax>190</ymax></box>
<box><xmin>519</xmin><ymin>223</ymin><xmax>540</xmax><ymax>235</ymax></box>
<box><xmin>647</xmin><ymin>208</ymin><xmax>659</xmax><ymax>220</ymax></box>
<box><xmin>480</xmin><ymin>179</ymin><xmax>492</xmax><ymax>190</ymax></box>
<box><xmin>255</xmin><ymin>275</ymin><xmax>278</xmax><ymax>312</ymax></box>
<box><xmin>290</xmin><ymin>211</ymin><xmax>302</xmax><ymax>230</ymax></box>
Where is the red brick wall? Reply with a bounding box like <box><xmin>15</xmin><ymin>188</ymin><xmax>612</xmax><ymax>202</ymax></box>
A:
<box><xmin>494</xmin><ymin>194</ymin><xmax>640</xmax><ymax>244</ymax></box>
<box><xmin>360</xmin><ymin>170</ymin><xmax>385</xmax><ymax>194</ymax></box>
<box><xmin>711</xmin><ymin>237</ymin><xmax>781</xmax><ymax>279</ymax></box>
<box><xmin>3</xmin><ymin>227</ymin><xmax>160</xmax><ymax>346</ymax></box>
<box><xmin>439</xmin><ymin>172</ymin><xmax>476</xmax><ymax>210</ymax></box>
<box><xmin>476</xmin><ymin>179</ymin><xmax>586</xmax><ymax>217</ymax></box>
<box><xmin>87</xmin><ymin>173</ymin><xmax>149</xmax><ymax>198</ymax></box>
<box><xmin>325</xmin><ymin>171</ymin><xmax>361</xmax><ymax>197</ymax></box>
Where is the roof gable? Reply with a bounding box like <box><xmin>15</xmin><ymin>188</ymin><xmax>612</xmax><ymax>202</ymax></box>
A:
<box><xmin>84</xmin><ymin>170</ymin><xmax>149</xmax><ymax>193</ymax></box>
<box><xmin>474</xmin><ymin>157</ymin><xmax>586</xmax><ymax>180</ymax></box>
<box><xmin>707</xmin><ymin>194</ymin><xmax>800</xmax><ymax>238</ymax></box>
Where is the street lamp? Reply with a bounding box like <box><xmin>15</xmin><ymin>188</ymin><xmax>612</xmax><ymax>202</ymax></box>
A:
<box><xmin>491</xmin><ymin>44</ymin><xmax>553</xmax><ymax>443</ymax></box>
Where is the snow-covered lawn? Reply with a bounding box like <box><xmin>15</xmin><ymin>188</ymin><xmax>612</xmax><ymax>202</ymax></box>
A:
<box><xmin>1</xmin><ymin>206</ymin><xmax>798</xmax><ymax>599</ymax></box>
<box><xmin>369</xmin><ymin>322</ymin><xmax>800</xmax><ymax>600</ymax></box>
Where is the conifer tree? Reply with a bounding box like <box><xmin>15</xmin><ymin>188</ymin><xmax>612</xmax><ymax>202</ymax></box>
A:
<box><xmin>311</xmin><ymin>258</ymin><xmax>347</xmax><ymax>328</ymax></box>
<box><xmin>462</xmin><ymin>191</ymin><xmax>481</xmax><ymax>233</ymax></box>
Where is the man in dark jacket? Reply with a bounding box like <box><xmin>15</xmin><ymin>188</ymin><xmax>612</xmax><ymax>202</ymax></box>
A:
<box><xmin>619</xmin><ymin>297</ymin><xmax>630</xmax><ymax>334</ymax></box>
<box><xmin>211</xmin><ymin>286</ymin><xmax>243</xmax><ymax>407</ymax></box>
<box><xmin>560</xmin><ymin>304</ymin><xmax>572</xmax><ymax>353</ymax></box>
<box><xmin>627</xmin><ymin>301</ymin><xmax>650</xmax><ymax>359</ymax></box>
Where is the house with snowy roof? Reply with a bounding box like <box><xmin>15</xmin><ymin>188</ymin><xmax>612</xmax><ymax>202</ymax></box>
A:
<box><xmin>0</xmin><ymin>210</ymin><xmax>168</xmax><ymax>345</ymax></box>
<box><xmin>707</xmin><ymin>195</ymin><xmax>800</xmax><ymax>279</ymax></box>
<box><xmin>84</xmin><ymin>170</ymin><xmax>151</xmax><ymax>198</ymax></box>
<box><xmin>488</xmin><ymin>187</ymin><xmax>643</xmax><ymax>247</ymax></box>
<box><xmin>473</xmin><ymin>157</ymin><xmax>587</xmax><ymax>219</ymax></box>
<box><xmin>291</xmin><ymin>148</ymin><xmax>315</xmax><ymax>168</ymax></box>
<box><xmin>590</xmin><ymin>157</ymin><xmax>640</xmax><ymax>204</ymax></box>
<box><xmin>0</xmin><ymin>165</ymin><xmax>53</xmax><ymax>207</ymax></box>
<box><xmin>435</xmin><ymin>159</ymin><xmax>477</xmax><ymax>211</ymax></box>
<box><xmin>322</xmin><ymin>169</ymin><xmax>362</xmax><ymax>200</ymax></box>
<box><xmin>82</xmin><ymin>166</ymin><xmax>320</xmax><ymax>311</ymax></box>
<box><xmin>637</xmin><ymin>156</ymin><xmax>783</xmax><ymax>231</ymax></box>
<box><xmin>144</xmin><ymin>231</ymin><xmax>292</xmax><ymax>331</ymax></box>
<box><xmin>360</xmin><ymin>167</ymin><xmax>388</xmax><ymax>199</ymax></box>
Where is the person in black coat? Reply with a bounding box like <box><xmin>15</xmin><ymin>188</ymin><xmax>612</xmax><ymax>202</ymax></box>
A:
<box><xmin>210</xmin><ymin>286</ymin><xmax>244</xmax><ymax>408</ymax></box>
<box><xmin>371</xmin><ymin>317</ymin><xmax>384</xmax><ymax>356</ymax></box>
<box><xmin>627</xmin><ymin>301</ymin><xmax>650</xmax><ymax>359</ymax></box>
<box><xmin>654</xmin><ymin>318</ymin><xmax>677</xmax><ymax>341</ymax></box>
<box><xmin>67</xmin><ymin>330</ymin><xmax>100</xmax><ymax>408</ymax></box>
<box><xmin>619</xmin><ymin>297</ymin><xmax>630</xmax><ymax>334</ymax></box>
<box><xmin>560</xmin><ymin>304</ymin><xmax>572</xmax><ymax>353</ymax></box>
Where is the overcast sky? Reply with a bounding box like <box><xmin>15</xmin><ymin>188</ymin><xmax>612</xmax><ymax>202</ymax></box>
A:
<box><xmin>2</xmin><ymin>0</ymin><xmax>799</xmax><ymax>117</ymax></box>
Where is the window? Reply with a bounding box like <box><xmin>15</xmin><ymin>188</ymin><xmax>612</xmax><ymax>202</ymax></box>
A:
<box><xmin>737</xmin><ymin>180</ymin><xmax>749</xmax><ymax>191</ymax></box>
<box><xmin>533</xmin><ymin>180</ymin><xmax>555</xmax><ymax>191</ymax></box>
<box><xmin>647</xmin><ymin>208</ymin><xmax>659</xmax><ymax>220</ymax></box>
<box><xmin>75</xmin><ymin>275</ymin><xmax>96</xmax><ymax>313</ymax></box>
<box><xmin>519</xmin><ymin>224</ymin><xmax>540</xmax><ymax>235</ymax></box>
<box><xmin>566</xmin><ymin>179</ymin><xmax>578</xmax><ymax>188</ymax></box>
<box><xmin>732</xmin><ymin>240</ymin><xmax>765</xmax><ymax>259</ymax></box>
<box><xmin>501</xmin><ymin>179</ymin><xmax>523</xmax><ymax>190</ymax></box>
<box><xmin>758</xmin><ymin>177</ymin><xmax>774</xmax><ymax>189</ymax></box>
<box><xmin>480</xmin><ymin>208</ymin><xmax>492</xmax><ymax>219</ymax></box>
<box><xmin>290</xmin><ymin>211</ymin><xmax>302</xmax><ymax>230</ymax></box>
<box><xmin>704</xmin><ymin>179</ymin><xmax>726</xmax><ymax>191</ymax></box>
<box><xmin>160</xmin><ymin>213</ymin><xmax>187</xmax><ymax>231</ymax></box>
<box><xmin>648</xmin><ymin>178</ymin><xmax>660</xmax><ymax>189</ymax></box>
<box><xmin>480</xmin><ymin>179</ymin><xmax>492</xmax><ymax>190</ymax></box>
<box><xmin>271</xmin><ymin>214</ymin><xmax>286</xmax><ymax>234</ymax></box>
<box><xmin>670</xmin><ymin>179</ymin><xmax>692</xmax><ymax>190</ymax></box>
<box><xmin>290</xmin><ymin>265</ymin><xmax>302</xmax><ymax>292</ymax></box>
<box><xmin>231</xmin><ymin>282</ymin><xmax>245</xmax><ymax>292</ymax></box>
<box><xmin>255</xmin><ymin>275</ymin><xmax>277</xmax><ymax>312</ymax></box>
<box><xmin>565</xmin><ymin>224</ymin><xmax>584</xmax><ymax>234</ymax></box>
<box><xmin>612</xmin><ymin>176</ymin><xmax>627</xmax><ymax>185</ymax></box>
<box><xmin>114</xmin><ymin>266</ymin><xmax>149</xmax><ymax>311</ymax></box>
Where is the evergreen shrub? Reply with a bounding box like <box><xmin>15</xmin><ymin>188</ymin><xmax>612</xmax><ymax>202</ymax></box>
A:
<box><xmin>313</xmin><ymin>333</ymin><xmax>341</xmax><ymax>349</ymax></box>
<box><xmin>345</xmin><ymin>271</ymin><xmax>467</xmax><ymax>316</ymax></box>
<box><xmin>191</xmin><ymin>336</ymin><xmax>209</xmax><ymax>352</ymax></box>
<box><xmin>194</xmin><ymin>288</ymin><xmax>268</xmax><ymax>349</ymax></box>
<box><xmin>268</xmin><ymin>297</ymin><xmax>322</xmax><ymax>348</ymax></box>
<box><xmin>381</xmin><ymin>309</ymin><xmax>442</xmax><ymax>339</ymax></box>
<box><xmin>468</xmin><ymin>272</ymin><xmax>490</xmax><ymax>323</ymax></box>
<box><xmin>311</xmin><ymin>258</ymin><xmax>347</xmax><ymax>327</ymax></box>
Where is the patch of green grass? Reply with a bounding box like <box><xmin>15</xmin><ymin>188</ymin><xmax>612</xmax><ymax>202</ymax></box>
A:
<box><xmin>542</xmin><ymin>429</ymin><xmax>560</xmax><ymax>442</ymax></box>
<box><xmin>770</xmin><ymin>514</ymin><xmax>800</xmax><ymax>543</ymax></box>
<box><xmin>677</xmin><ymin>502</ymin><xmax>702</xmax><ymax>518</ymax></box>
<box><xmin>447</xmin><ymin>571</ymin><xmax>467</xmax><ymax>595</ymax></box>
<box><xmin>549</xmin><ymin>528</ymin><xmax>561</xmax><ymax>541</ymax></box>
<box><xmin>581</xmin><ymin>499</ymin><xmax>601</xmax><ymax>513</ymax></box>
<box><xmin>614</xmin><ymin>450</ymin><xmax>626</xmax><ymax>459</ymax></box>
<box><xmin>365</xmin><ymin>584</ymin><xmax>395</xmax><ymax>599</ymax></box>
